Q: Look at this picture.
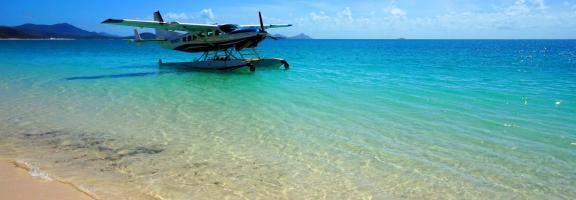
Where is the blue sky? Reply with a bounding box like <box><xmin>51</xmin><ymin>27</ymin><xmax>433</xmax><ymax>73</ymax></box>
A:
<box><xmin>1</xmin><ymin>0</ymin><xmax>575</xmax><ymax>39</ymax></box>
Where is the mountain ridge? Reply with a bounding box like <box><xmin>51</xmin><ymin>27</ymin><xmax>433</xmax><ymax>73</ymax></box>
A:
<box><xmin>0</xmin><ymin>23</ymin><xmax>152</xmax><ymax>39</ymax></box>
<box><xmin>14</xmin><ymin>23</ymin><xmax>102</xmax><ymax>38</ymax></box>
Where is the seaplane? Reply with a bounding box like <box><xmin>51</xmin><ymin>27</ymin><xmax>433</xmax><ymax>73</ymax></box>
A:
<box><xmin>102</xmin><ymin>11</ymin><xmax>292</xmax><ymax>71</ymax></box>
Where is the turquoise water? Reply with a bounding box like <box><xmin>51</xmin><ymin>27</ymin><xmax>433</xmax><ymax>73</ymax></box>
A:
<box><xmin>0</xmin><ymin>40</ymin><xmax>575</xmax><ymax>199</ymax></box>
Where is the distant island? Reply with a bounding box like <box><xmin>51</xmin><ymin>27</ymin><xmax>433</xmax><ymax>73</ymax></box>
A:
<box><xmin>0</xmin><ymin>23</ymin><xmax>155</xmax><ymax>39</ymax></box>
<box><xmin>0</xmin><ymin>23</ymin><xmax>311</xmax><ymax>40</ymax></box>
<box><xmin>1</xmin><ymin>23</ymin><xmax>120</xmax><ymax>39</ymax></box>
<box><xmin>271</xmin><ymin>33</ymin><xmax>312</xmax><ymax>40</ymax></box>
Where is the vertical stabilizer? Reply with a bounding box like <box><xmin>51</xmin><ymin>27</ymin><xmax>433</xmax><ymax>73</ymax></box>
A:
<box><xmin>153</xmin><ymin>11</ymin><xmax>164</xmax><ymax>23</ymax></box>
<box><xmin>153</xmin><ymin>11</ymin><xmax>170</xmax><ymax>40</ymax></box>
<box><xmin>133</xmin><ymin>29</ymin><xmax>142</xmax><ymax>41</ymax></box>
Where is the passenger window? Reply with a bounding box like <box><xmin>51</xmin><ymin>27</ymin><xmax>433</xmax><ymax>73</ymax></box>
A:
<box><xmin>182</xmin><ymin>37</ymin><xmax>186</xmax><ymax>42</ymax></box>
<box><xmin>188</xmin><ymin>36</ymin><xmax>192</xmax><ymax>41</ymax></box>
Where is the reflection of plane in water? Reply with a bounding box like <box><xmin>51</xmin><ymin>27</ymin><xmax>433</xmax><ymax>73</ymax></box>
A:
<box><xmin>102</xmin><ymin>11</ymin><xmax>292</xmax><ymax>71</ymax></box>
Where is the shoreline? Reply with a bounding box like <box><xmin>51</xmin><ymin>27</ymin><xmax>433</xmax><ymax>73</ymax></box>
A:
<box><xmin>0</xmin><ymin>159</ymin><xmax>96</xmax><ymax>200</ymax></box>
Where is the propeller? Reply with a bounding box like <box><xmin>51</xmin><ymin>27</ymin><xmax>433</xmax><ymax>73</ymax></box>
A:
<box><xmin>258</xmin><ymin>12</ymin><xmax>280</xmax><ymax>40</ymax></box>
<box><xmin>258</xmin><ymin>11</ymin><xmax>265</xmax><ymax>32</ymax></box>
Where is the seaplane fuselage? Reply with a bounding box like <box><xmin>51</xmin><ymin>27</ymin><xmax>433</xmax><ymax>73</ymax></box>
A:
<box><xmin>102</xmin><ymin>11</ymin><xmax>290</xmax><ymax>53</ymax></box>
<box><xmin>164</xmin><ymin>27</ymin><xmax>265</xmax><ymax>53</ymax></box>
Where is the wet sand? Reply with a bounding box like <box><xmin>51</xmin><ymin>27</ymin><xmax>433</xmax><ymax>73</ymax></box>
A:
<box><xmin>0</xmin><ymin>160</ymin><xmax>94</xmax><ymax>200</ymax></box>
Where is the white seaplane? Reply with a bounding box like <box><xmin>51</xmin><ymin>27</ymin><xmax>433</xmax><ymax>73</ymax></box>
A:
<box><xmin>102</xmin><ymin>11</ymin><xmax>292</xmax><ymax>71</ymax></box>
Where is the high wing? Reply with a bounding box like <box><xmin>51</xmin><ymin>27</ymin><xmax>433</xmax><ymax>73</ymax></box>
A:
<box><xmin>101</xmin><ymin>19</ymin><xmax>218</xmax><ymax>32</ymax></box>
<box><xmin>239</xmin><ymin>24</ymin><xmax>293</xmax><ymax>30</ymax></box>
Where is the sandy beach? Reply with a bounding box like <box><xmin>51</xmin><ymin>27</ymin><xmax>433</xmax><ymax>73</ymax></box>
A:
<box><xmin>0</xmin><ymin>160</ymin><xmax>94</xmax><ymax>200</ymax></box>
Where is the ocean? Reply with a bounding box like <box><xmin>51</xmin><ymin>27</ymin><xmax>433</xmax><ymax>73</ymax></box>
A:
<box><xmin>0</xmin><ymin>39</ymin><xmax>575</xmax><ymax>199</ymax></box>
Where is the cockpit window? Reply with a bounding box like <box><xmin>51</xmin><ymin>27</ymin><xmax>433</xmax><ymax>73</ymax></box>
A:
<box><xmin>218</xmin><ymin>24</ymin><xmax>238</xmax><ymax>33</ymax></box>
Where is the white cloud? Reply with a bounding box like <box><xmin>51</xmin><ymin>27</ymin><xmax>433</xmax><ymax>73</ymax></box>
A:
<box><xmin>200</xmin><ymin>9</ymin><xmax>215</xmax><ymax>22</ymax></box>
<box><xmin>383</xmin><ymin>0</ymin><xmax>406</xmax><ymax>19</ymax></box>
<box><xmin>307</xmin><ymin>7</ymin><xmax>355</xmax><ymax>24</ymax></box>
<box><xmin>292</xmin><ymin>0</ymin><xmax>575</xmax><ymax>39</ymax></box>
<box><xmin>163</xmin><ymin>9</ymin><xmax>215</xmax><ymax>23</ymax></box>
<box><xmin>337</xmin><ymin>7</ymin><xmax>353</xmax><ymax>22</ymax></box>
<box><xmin>310</xmin><ymin>11</ymin><xmax>330</xmax><ymax>22</ymax></box>
<box><xmin>505</xmin><ymin>0</ymin><xmax>547</xmax><ymax>16</ymax></box>
<box><xmin>386</xmin><ymin>7</ymin><xmax>406</xmax><ymax>18</ymax></box>
<box><xmin>166</xmin><ymin>12</ymin><xmax>189</xmax><ymax>20</ymax></box>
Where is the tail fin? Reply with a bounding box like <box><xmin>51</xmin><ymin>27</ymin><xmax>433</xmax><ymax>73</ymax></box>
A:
<box><xmin>129</xmin><ymin>26</ymin><xmax>165</xmax><ymax>45</ymax></box>
<box><xmin>133</xmin><ymin>29</ymin><xmax>142</xmax><ymax>41</ymax></box>
<box><xmin>153</xmin><ymin>11</ymin><xmax>171</xmax><ymax>40</ymax></box>
<box><xmin>153</xmin><ymin>11</ymin><xmax>164</xmax><ymax>23</ymax></box>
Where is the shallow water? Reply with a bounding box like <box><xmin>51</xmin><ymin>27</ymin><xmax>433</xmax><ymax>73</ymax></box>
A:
<box><xmin>0</xmin><ymin>40</ymin><xmax>575</xmax><ymax>199</ymax></box>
